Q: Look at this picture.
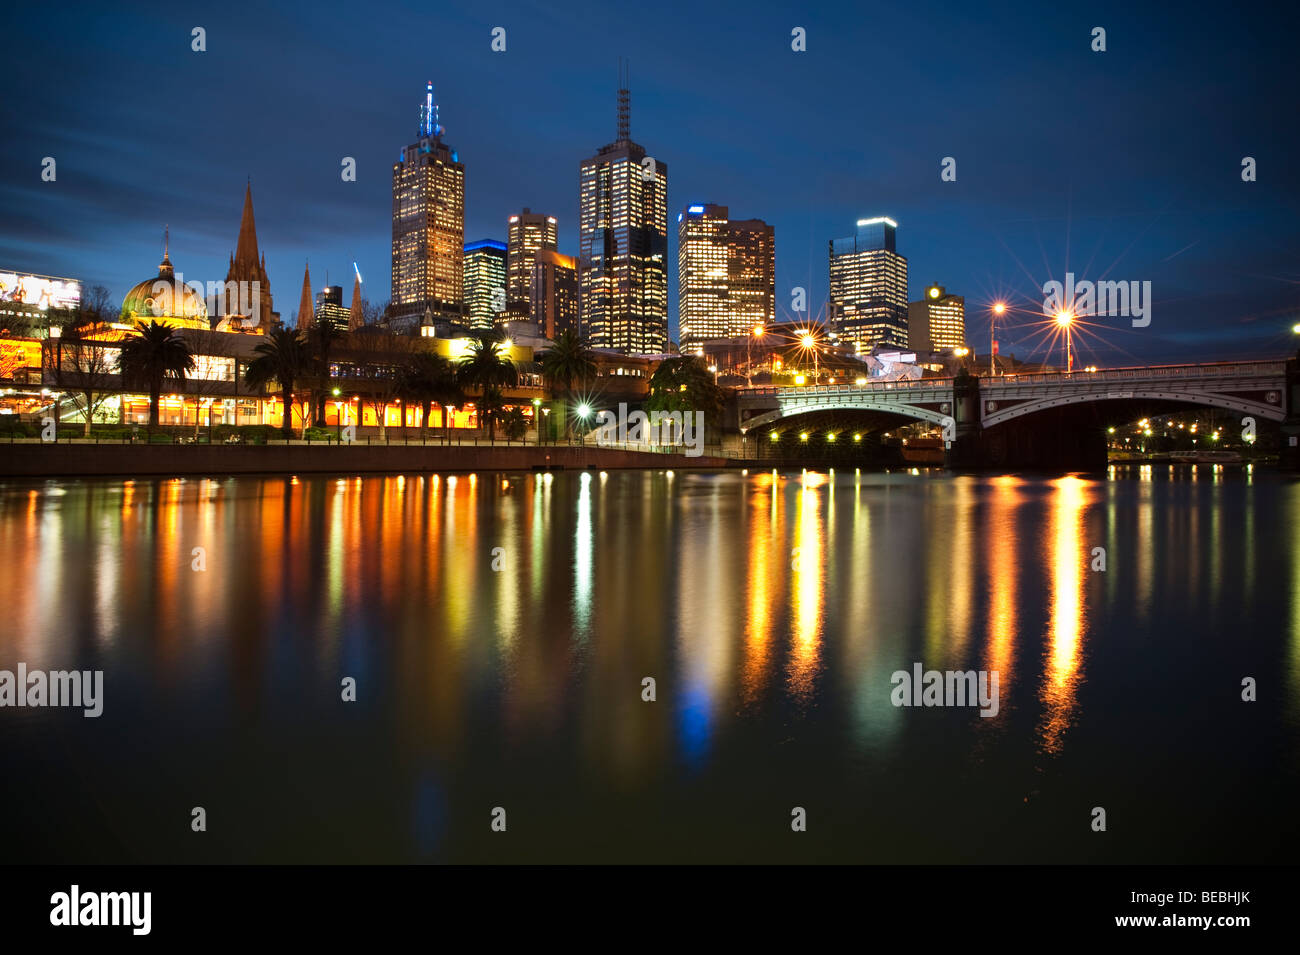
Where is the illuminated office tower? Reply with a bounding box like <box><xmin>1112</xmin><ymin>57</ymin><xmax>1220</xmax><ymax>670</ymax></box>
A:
<box><xmin>678</xmin><ymin>204</ymin><xmax>774</xmax><ymax>352</ymax></box>
<box><xmin>908</xmin><ymin>284</ymin><xmax>966</xmax><ymax>352</ymax></box>
<box><xmin>463</xmin><ymin>240</ymin><xmax>506</xmax><ymax>330</ymax></box>
<box><xmin>507</xmin><ymin>209</ymin><xmax>558</xmax><ymax>316</ymax></box>
<box><xmin>578</xmin><ymin>72</ymin><xmax>668</xmax><ymax>354</ymax></box>
<box><xmin>530</xmin><ymin>250</ymin><xmax>579</xmax><ymax>339</ymax></box>
<box><xmin>314</xmin><ymin>285</ymin><xmax>349</xmax><ymax>333</ymax></box>
<box><xmin>828</xmin><ymin>217</ymin><xmax>908</xmax><ymax>350</ymax></box>
<box><xmin>391</xmin><ymin>81</ymin><xmax>465</xmax><ymax>325</ymax></box>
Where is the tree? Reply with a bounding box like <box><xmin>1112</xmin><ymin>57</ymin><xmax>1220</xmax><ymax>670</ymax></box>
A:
<box><xmin>500</xmin><ymin>405</ymin><xmax>528</xmax><ymax>442</ymax></box>
<box><xmin>647</xmin><ymin>355</ymin><xmax>727</xmax><ymax>445</ymax></box>
<box><xmin>457</xmin><ymin>332</ymin><xmax>516</xmax><ymax>441</ymax></box>
<box><xmin>538</xmin><ymin>329</ymin><xmax>594</xmax><ymax>440</ymax></box>
<box><xmin>244</xmin><ymin>327</ymin><xmax>307</xmax><ymax>438</ymax></box>
<box><xmin>306</xmin><ymin>321</ymin><xmax>342</xmax><ymax>426</ymax></box>
<box><xmin>45</xmin><ymin>326</ymin><xmax>116</xmax><ymax>436</ymax></box>
<box><xmin>117</xmin><ymin>321</ymin><xmax>195</xmax><ymax>434</ymax></box>
<box><xmin>476</xmin><ymin>385</ymin><xmax>507</xmax><ymax>442</ymax></box>
<box><xmin>345</xmin><ymin>329</ymin><xmax>411</xmax><ymax>439</ymax></box>
<box><xmin>397</xmin><ymin>352</ymin><xmax>463</xmax><ymax>439</ymax></box>
<box><xmin>182</xmin><ymin>330</ymin><xmax>241</xmax><ymax>440</ymax></box>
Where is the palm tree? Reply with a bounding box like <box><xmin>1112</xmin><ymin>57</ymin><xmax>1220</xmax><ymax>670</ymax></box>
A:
<box><xmin>397</xmin><ymin>352</ymin><xmax>463</xmax><ymax>440</ymax></box>
<box><xmin>457</xmin><ymin>332</ymin><xmax>516</xmax><ymax>442</ymax></box>
<box><xmin>538</xmin><ymin>329</ymin><xmax>595</xmax><ymax>440</ymax></box>
<box><xmin>476</xmin><ymin>385</ymin><xmax>507</xmax><ymax>442</ymax></box>
<box><xmin>244</xmin><ymin>327</ymin><xmax>308</xmax><ymax>438</ymax></box>
<box><xmin>117</xmin><ymin>321</ymin><xmax>195</xmax><ymax>435</ymax></box>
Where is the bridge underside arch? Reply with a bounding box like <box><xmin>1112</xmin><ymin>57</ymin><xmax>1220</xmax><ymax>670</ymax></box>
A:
<box><xmin>743</xmin><ymin>401</ymin><xmax>949</xmax><ymax>434</ymax></box>
<box><xmin>984</xmin><ymin>390</ymin><xmax>1284</xmax><ymax>429</ymax></box>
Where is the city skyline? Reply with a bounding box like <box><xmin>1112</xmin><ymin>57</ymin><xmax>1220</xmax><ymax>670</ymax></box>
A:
<box><xmin>1</xmin><ymin>1</ymin><xmax>1296</xmax><ymax>365</ymax></box>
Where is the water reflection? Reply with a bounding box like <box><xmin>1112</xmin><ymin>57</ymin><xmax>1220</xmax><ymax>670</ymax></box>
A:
<box><xmin>1038</xmin><ymin>476</ymin><xmax>1090</xmax><ymax>755</ymax></box>
<box><xmin>0</xmin><ymin>467</ymin><xmax>1295</xmax><ymax>862</ymax></box>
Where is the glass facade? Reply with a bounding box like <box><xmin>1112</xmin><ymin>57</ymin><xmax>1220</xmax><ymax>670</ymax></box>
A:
<box><xmin>828</xmin><ymin>217</ymin><xmax>909</xmax><ymax>350</ymax></box>
<box><xmin>463</xmin><ymin>240</ymin><xmax>506</xmax><ymax>330</ymax></box>
<box><xmin>677</xmin><ymin>205</ymin><xmax>774</xmax><ymax>351</ymax></box>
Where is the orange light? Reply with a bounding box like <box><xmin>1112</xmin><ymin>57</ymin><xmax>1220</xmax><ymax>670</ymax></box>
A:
<box><xmin>993</xmin><ymin>302</ymin><xmax>1006</xmax><ymax>315</ymax></box>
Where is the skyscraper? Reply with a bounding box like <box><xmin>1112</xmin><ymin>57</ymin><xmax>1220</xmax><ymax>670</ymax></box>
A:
<box><xmin>908</xmin><ymin>284</ymin><xmax>966</xmax><ymax>352</ymax></box>
<box><xmin>828</xmin><ymin>217</ymin><xmax>908</xmax><ymax>350</ymax></box>
<box><xmin>507</xmin><ymin>209</ymin><xmax>557</xmax><ymax>316</ymax></box>
<box><xmin>314</xmin><ymin>285</ymin><xmax>349</xmax><ymax>333</ymax></box>
<box><xmin>578</xmin><ymin>72</ymin><xmax>668</xmax><ymax>354</ymax></box>
<box><xmin>677</xmin><ymin>203</ymin><xmax>774</xmax><ymax>352</ymax></box>
<box><xmin>530</xmin><ymin>250</ymin><xmax>579</xmax><ymax>340</ymax></box>
<box><xmin>463</xmin><ymin>240</ymin><xmax>506</xmax><ymax>330</ymax></box>
<box><xmin>391</xmin><ymin>81</ymin><xmax>465</xmax><ymax>327</ymax></box>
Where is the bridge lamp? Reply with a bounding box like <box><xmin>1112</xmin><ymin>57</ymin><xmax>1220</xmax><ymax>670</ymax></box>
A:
<box><xmin>954</xmin><ymin>346</ymin><xmax>969</xmax><ymax>358</ymax></box>
<box><xmin>853</xmin><ymin>433</ymin><xmax>862</xmax><ymax>442</ymax></box>
<box><xmin>769</xmin><ymin>431</ymin><xmax>779</xmax><ymax>442</ymax></box>
<box><xmin>800</xmin><ymin>432</ymin><xmax>809</xmax><ymax>442</ymax></box>
<box><xmin>795</xmin><ymin>374</ymin><xmax>807</xmax><ymax>385</ymax></box>
<box><xmin>1292</xmin><ymin>323</ymin><xmax>1300</xmax><ymax>335</ymax></box>
<box><xmin>855</xmin><ymin>376</ymin><xmax>867</xmax><ymax>386</ymax></box>
<box><xmin>827</xmin><ymin>433</ymin><xmax>836</xmax><ymax>442</ymax></box>
<box><xmin>993</xmin><ymin>302</ymin><xmax>1006</xmax><ymax>315</ymax></box>
<box><xmin>800</xmin><ymin>334</ymin><xmax>816</xmax><ymax>350</ymax></box>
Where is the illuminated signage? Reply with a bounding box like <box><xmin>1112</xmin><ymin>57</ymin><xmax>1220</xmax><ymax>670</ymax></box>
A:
<box><xmin>0</xmin><ymin>271</ymin><xmax>81</xmax><ymax>311</ymax></box>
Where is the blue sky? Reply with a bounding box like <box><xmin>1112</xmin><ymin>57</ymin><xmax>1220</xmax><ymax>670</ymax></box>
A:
<box><xmin>1</xmin><ymin>0</ymin><xmax>1297</xmax><ymax>365</ymax></box>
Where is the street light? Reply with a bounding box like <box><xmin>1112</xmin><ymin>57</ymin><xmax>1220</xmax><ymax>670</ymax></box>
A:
<box><xmin>576</xmin><ymin>403</ymin><xmax>591</xmax><ymax>445</ymax></box>
<box><xmin>1055</xmin><ymin>310</ymin><xmax>1075</xmax><ymax>372</ymax></box>
<box><xmin>748</xmin><ymin>325</ymin><xmax>764</xmax><ymax>385</ymax></box>
<box><xmin>532</xmin><ymin>397</ymin><xmax>542</xmax><ymax>446</ymax></box>
<box><xmin>332</xmin><ymin>387</ymin><xmax>342</xmax><ymax>441</ymax></box>
<box><xmin>991</xmin><ymin>302</ymin><xmax>1006</xmax><ymax>376</ymax></box>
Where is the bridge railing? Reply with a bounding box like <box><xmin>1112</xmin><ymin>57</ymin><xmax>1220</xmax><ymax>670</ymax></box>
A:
<box><xmin>984</xmin><ymin>360</ymin><xmax>1285</xmax><ymax>388</ymax></box>
<box><xmin>759</xmin><ymin>359</ymin><xmax>1285</xmax><ymax>399</ymax></box>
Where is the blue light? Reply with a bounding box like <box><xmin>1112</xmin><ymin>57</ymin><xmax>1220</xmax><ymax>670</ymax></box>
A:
<box><xmin>677</xmin><ymin>213</ymin><xmax>683</xmax><ymax>222</ymax></box>
<box><xmin>688</xmin><ymin>205</ymin><xmax>705</xmax><ymax>214</ymax></box>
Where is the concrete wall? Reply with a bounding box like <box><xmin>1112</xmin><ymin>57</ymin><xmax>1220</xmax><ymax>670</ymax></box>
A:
<box><xmin>0</xmin><ymin>443</ymin><xmax>730</xmax><ymax>478</ymax></box>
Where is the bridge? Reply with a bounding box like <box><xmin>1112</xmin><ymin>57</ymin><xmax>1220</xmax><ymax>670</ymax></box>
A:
<box><xmin>736</xmin><ymin>359</ymin><xmax>1295</xmax><ymax>469</ymax></box>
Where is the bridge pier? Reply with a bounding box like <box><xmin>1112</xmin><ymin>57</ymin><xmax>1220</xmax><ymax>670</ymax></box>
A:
<box><xmin>1281</xmin><ymin>352</ymin><xmax>1300</xmax><ymax>471</ymax></box>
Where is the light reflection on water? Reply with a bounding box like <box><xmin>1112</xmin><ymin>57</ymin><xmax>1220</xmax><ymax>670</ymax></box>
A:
<box><xmin>0</xmin><ymin>466</ymin><xmax>1296</xmax><ymax>863</ymax></box>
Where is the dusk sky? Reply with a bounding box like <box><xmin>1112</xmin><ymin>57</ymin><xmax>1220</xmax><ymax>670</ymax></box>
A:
<box><xmin>2</xmin><ymin>0</ymin><xmax>1296</xmax><ymax>365</ymax></box>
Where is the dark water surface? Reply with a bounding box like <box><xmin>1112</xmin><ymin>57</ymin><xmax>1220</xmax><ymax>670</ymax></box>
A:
<box><xmin>1</xmin><ymin>466</ymin><xmax>1296</xmax><ymax>863</ymax></box>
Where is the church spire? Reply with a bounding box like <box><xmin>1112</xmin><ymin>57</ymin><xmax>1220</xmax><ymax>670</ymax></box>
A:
<box><xmin>159</xmin><ymin>225</ymin><xmax>174</xmax><ymax>277</ymax></box>
<box><xmin>234</xmin><ymin>181</ymin><xmax>260</xmax><ymax>269</ymax></box>
<box><xmin>297</xmin><ymin>261</ymin><xmax>314</xmax><ymax>331</ymax></box>
<box><xmin>348</xmin><ymin>268</ymin><xmax>364</xmax><ymax>331</ymax></box>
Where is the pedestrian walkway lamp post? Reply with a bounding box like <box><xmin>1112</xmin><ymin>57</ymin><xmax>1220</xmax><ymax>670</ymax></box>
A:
<box><xmin>1055</xmin><ymin>310</ymin><xmax>1075</xmax><ymax>372</ymax></box>
<box><xmin>533</xmin><ymin>398</ymin><xmax>542</xmax><ymax>446</ymax></box>
<box><xmin>577</xmin><ymin>404</ymin><xmax>591</xmax><ymax>446</ymax></box>
<box><xmin>991</xmin><ymin>302</ymin><xmax>1006</xmax><ymax>376</ymax></box>
<box><xmin>332</xmin><ymin>387</ymin><xmax>341</xmax><ymax>441</ymax></box>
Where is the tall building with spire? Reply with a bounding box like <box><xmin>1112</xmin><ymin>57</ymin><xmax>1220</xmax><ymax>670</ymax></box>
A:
<box><xmin>391</xmin><ymin>81</ymin><xmax>465</xmax><ymax>331</ymax></box>
<box><xmin>223</xmin><ymin>182</ymin><xmax>278</xmax><ymax>331</ymax></box>
<box><xmin>578</xmin><ymin>65</ymin><xmax>668</xmax><ymax>354</ymax></box>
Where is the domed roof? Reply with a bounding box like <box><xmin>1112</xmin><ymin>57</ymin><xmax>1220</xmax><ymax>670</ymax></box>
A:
<box><xmin>121</xmin><ymin>251</ymin><xmax>209</xmax><ymax>326</ymax></box>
